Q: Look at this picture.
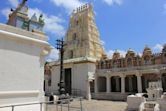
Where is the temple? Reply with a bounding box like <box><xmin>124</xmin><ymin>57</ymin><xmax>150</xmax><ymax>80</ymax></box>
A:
<box><xmin>45</xmin><ymin>3</ymin><xmax>166</xmax><ymax>101</ymax></box>
<box><xmin>46</xmin><ymin>3</ymin><xmax>105</xmax><ymax>99</ymax></box>
<box><xmin>95</xmin><ymin>45</ymin><xmax>166</xmax><ymax>100</ymax></box>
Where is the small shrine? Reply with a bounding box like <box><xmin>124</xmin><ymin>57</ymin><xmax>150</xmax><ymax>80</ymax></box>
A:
<box><xmin>146</xmin><ymin>81</ymin><xmax>163</xmax><ymax>101</ymax></box>
<box><xmin>7</xmin><ymin>0</ymin><xmax>44</xmax><ymax>32</ymax></box>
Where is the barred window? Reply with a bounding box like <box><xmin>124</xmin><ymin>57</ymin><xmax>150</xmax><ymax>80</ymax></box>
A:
<box><xmin>144</xmin><ymin>56</ymin><xmax>151</xmax><ymax>65</ymax></box>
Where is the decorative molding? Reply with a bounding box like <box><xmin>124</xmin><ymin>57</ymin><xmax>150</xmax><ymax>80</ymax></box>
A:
<box><xmin>0</xmin><ymin>90</ymin><xmax>40</xmax><ymax>99</ymax></box>
<box><xmin>0</xmin><ymin>29</ymin><xmax>49</xmax><ymax>46</ymax></box>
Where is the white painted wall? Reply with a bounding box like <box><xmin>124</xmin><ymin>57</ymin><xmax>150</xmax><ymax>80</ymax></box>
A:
<box><xmin>51</xmin><ymin>61</ymin><xmax>96</xmax><ymax>98</ymax></box>
<box><xmin>72</xmin><ymin>63</ymin><xmax>96</xmax><ymax>97</ymax></box>
<box><xmin>0</xmin><ymin>38</ymin><xmax>44</xmax><ymax>104</ymax></box>
<box><xmin>0</xmin><ymin>24</ymin><xmax>50</xmax><ymax>111</ymax></box>
<box><xmin>51</xmin><ymin>65</ymin><xmax>60</xmax><ymax>93</ymax></box>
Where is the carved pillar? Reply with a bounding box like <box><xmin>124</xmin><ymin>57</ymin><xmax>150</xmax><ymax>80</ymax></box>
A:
<box><xmin>86</xmin><ymin>80</ymin><xmax>91</xmax><ymax>100</ymax></box>
<box><xmin>95</xmin><ymin>74</ymin><xmax>98</xmax><ymax>93</ymax></box>
<box><xmin>121</xmin><ymin>75</ymin><xmax>125</xmax><ymax>93</ymax></box>
<box><xmin>106</xmin><ymin>75</ymin><xmax>111</xmax><ymax>93</ymax></box>
<box><xmin>136</xmin><ymin>73</ymin><xmax>142</xmax><ymax>93</ymax></box>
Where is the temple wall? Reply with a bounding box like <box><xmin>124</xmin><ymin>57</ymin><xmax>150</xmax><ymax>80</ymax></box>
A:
<box><xmin>51</xmin><ymin>61</ymin><xmax>96</xmax><ymax>98</ymax></box>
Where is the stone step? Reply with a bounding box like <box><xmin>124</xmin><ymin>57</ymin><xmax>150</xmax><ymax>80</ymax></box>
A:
<box><xmin>92</xmin><ymin>92</ymin><xmax>128</xmax><ymax>101</ymax></box>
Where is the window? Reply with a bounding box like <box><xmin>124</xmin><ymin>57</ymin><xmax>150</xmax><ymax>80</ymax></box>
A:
<box><xmin>69</xmin><ymin>50</ymin><xmax>73</xmax><ymax>58</ymax></box>
<box><xmin>113</xmin><ymin>60</ymin><xmax>118</xmax><ymax>68</ymax></box>
<box><xmin>73</xmin><ymin>33</ymin><xmax>77</xmax><ymax>40</ymax></box>
<box><xmin>164</xmin><ymin>54</ymin><xmax>166</xmax><ymax>63</ymax></box>
<box><xmin>76</xmin><ymin>20</ymin><xmax>79</xmax><ymax>25</ymax></box>
<box><xmin>127</xmin><ymin>58</ymin><xmax>132</xmax><ymax>67</ymax></box>
<box><xmin>100</xmin><ymin>61</ymin><xmax>104</xmax><ymax>69</ymax></box>
<box><xmin>48</xmin><ymin>79</ymin><xmax>51</xmax><ymax>86</ymax></box>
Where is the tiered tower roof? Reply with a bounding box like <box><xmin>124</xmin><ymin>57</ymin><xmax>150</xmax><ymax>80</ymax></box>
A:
<box><xmin>64</xmin><ymin>3</ymin><xmax>105</xmax><ymax>60</ymax></box>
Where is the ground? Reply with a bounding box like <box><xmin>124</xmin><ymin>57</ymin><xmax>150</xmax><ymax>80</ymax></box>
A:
<box><xmin>46</xmin><ymin>99</ymin><xmax>127</xmax><ymax>111</ymax></box>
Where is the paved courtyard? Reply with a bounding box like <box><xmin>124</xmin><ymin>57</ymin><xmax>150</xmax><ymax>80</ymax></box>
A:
<box><xmin>46</xmin><ymin>99</ymin><xmax>127</xmax><ymax>111</ymax></box>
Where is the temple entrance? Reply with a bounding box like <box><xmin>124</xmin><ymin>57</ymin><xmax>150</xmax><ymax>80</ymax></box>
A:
<box><xmin>125</xmin><ymin>75</ymin><xmax>137</xmax><ymax>93</ymax></box>
<box><xmin>111</xmin><ymin>76</ymin><xmax>121</xmax><ymax>92</ymax></box>
<box><xmin>98</xmin><ymin>77</ymin><xmax>106</xmax><ymax>92</ymax></box>
<box><xmin>64</xmin><ymin>68</ymin><xmax>72</xmax><ymax>94</ymax></box>
<box><xmin>162</xmin><ymin>73</ymin><xmax>166</xmax><ymax>92</ymax></box>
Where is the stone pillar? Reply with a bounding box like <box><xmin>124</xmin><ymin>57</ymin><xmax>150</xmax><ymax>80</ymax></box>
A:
<box><xmin>106</xmin><ymin>76</ymin><xmax>110</xmax><ymax>93</ymax></box>
<box><xmin>86</xmin><ymin>80</ymin><xmax>91</xmax><ymax>100</ymax></box>
<box><xmin>136</xmin><ymin>73</ymin><xmax>142</xmax><ymax>93</ymax></box>
<box><xmin>158</xmin><ymin>79</ymin><xmax>162</xmax><ymax>88</ymax></box>
<box><xmin>95</xmin><ymin>75</ymin><xmax>98</xmax><ymax>93</ymax></box>
<box><xmin>121</xmin><ymin>75</ymin><xmax>125</xmax><ymax>93</ymax></box>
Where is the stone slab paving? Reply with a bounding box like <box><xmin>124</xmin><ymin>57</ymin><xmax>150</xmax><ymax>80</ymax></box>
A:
<box><xmin>46</xmin><ymin>99</ymin><xmax>127</xmax><ymax>111</ymax></box>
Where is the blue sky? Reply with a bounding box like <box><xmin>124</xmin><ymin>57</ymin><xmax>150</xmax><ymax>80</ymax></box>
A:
<box><xmin>0</xmin><ymin>0</ymin><xmax>166</xmax><ymax>60</ymax></box>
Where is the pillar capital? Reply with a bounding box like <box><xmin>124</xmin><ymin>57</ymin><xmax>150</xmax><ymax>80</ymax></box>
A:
<box><xmin>154</xmin><ymin>69</ymin><xmax>160</xmax><ymax>73</ymax></box>
<box><xmin>95</xmin><ymin>76</ymin><xmax>98</xmax><ymax>93</ymax></box>
<box><xmin>106</xmin><ymin>76</ymin><xmax>111</xmax><ymax>93</ymax></box>
<box><xmin>120</xmin><ymin>73</ymin><xmax>126</xmax><ymax>78</ymax></box>
<box><xmin>106</xmin><ymin>74</ymin><xmax>111</xmax><ymax>78</ymax></box>
<box><xmin>121</xmin><ymin>75</ymin><xmax>125</xmax><ymax>93</ymax></box>
<box><xmin>136</xmin><ymin>71</ymin><xmax>142</xmax><ymax>77</ymax></box>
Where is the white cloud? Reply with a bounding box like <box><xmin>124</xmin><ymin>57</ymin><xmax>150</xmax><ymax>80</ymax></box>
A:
<box><xmin>103</xmin><ymin>0</ymin><xmax>123</xmax><ymax>6</ymax></box>
<box><xmin>1</xmin><ymin>0</ymin><xmax>65</xmax><ymax>37</ymax></box>
<box><xmin>106</xmin><ymin>50</ymin><xmax>114</xmax><ymax>58</ymax></box>
<box><xmin>153</xmin><ymin>44</ymin><xmax>163</xmax><ymax>53</ymax></box>
<box><xmin>50</xmin><ymin>0</ymin><xmax>84</xmax><ymax>13</ymax></box>
<box><xmin>45</xmin><ymin>47</ymin><xmax>59</xmax><ymax>62</ymax></box>
<box><xmin>101</xmin><ymin>40</ymin><xmax>105</xmax><ymax>45</ymax></box>
<box><xmin>1</xmin><ymin>8</ymin><xmax>11</xmax><ymax>19</ymax></box>
<box><xmin>28</xmin><ymin>8</ymin><xmax>65</xmax><ymax>37</ymax></box>
<box><xmin>1</xmin><ymin>8</ymin><xmax>65</xmax><ymax>37</ymax></box>
<box><xmin>8</xmin><ymin>0</ymin><xmax>19</xmax><ymax>7</ymax></box>
<box><xmin>1</xmin><ymin>0</ymin><xmax>19</xmax><ymax>19</ymax></box>
<box><xmin>44</xmin><ymin>15</ymin><xmax>65</xmax><ymax>37</ymax></box>
<box><xmin>106</xmin><ymin>49</ymin><xmax>126</xmax><ymax>59</ymax></box>
<box><xmin>138</xmin><ymin>53</ymin><xmax>142</xmax><ymax>57</ymax></box>
<box><xmin>164</xmin><ymin>3</ymin><xmax>166</xmax><ymax>13</ymax></box>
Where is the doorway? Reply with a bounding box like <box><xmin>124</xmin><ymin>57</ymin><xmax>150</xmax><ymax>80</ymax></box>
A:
<box><xmin>162</xmin><ymin>73</ymin><xmax>166</xmax><ymax>92</ymax></box>
<box><xmin>64</xmin><ymin>68</ymin><xmax>72</xmax><ymax>94</ymax></box>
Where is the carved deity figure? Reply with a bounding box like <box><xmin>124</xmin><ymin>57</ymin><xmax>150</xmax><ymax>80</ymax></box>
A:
<box><xmin>39</xmin><ymin>14</ymin><xmax>45</xmax><ymax>24</ymax></box>
<box><xmin>22</xmin><ymin>20</ymin><xmax>29</xmax><ymax>30</ymax></box>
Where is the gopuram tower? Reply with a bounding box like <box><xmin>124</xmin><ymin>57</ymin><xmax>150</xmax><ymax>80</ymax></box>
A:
<box><xmin>49</xmin><ymin>3</ymin><xmax>105</xmax><ymax>100</ymax></box>
<box><xmin>64</xmin><ymin>3</ymin><xmax>105</xmax><ymax>60</ymax></box>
